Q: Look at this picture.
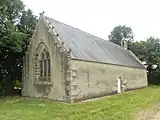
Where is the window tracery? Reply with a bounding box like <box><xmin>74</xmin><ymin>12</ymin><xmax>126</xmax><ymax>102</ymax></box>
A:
<box><xmin>39</xmin><ymin>48</ymin><xmax>51</xmax><ymax>80</ymax></box>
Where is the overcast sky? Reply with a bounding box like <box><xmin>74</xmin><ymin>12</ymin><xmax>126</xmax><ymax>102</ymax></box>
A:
<box><xmin>23</xmin><ymin>0</ymin><xmax>160</xmax><ymax>41</ymax></box>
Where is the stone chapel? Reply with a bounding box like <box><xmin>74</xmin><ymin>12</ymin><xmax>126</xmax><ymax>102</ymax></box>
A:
<box><xmin>22</xmin><ymin>12</ymin><xmax>148</xmax><ymax>102</ymax></box>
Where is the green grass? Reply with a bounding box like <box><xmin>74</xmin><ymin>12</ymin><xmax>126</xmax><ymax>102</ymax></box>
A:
<box><xmin>0</xmin><ymin>86</ymin><xmax>160</xmax><ymax>120</ymax></box>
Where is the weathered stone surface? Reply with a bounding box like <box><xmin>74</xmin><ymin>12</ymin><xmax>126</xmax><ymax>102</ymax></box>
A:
<box><xmin>70</xmin><ymin>59</ymin><xmax>148</xmax><ymax>101</ymax></box>
<box><xmin>22</xmin><ymin>16</ymin><xmax>70</xmax><ymax>101</ymax></box>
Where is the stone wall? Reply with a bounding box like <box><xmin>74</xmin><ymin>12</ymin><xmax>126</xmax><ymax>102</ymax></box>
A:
<box><xmin>70</xmin><ymin>59</ymin><xmax>148</xmax><ymax>101</ymax></box>
<box><xmin>22</xmin><ymin>17</ymin><xmax>71</xmax><ymax>101</ymax></box>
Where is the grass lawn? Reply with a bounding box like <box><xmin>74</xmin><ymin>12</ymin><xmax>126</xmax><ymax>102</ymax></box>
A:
<box><xmin>0</xmin><ymin>86</ymin><xmax>160</xmax><ymax>120</ymax></box>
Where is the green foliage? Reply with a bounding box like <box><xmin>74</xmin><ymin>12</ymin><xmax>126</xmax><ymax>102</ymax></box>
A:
<box><xmin>0</xmin><ymin>0</ymin><xmax>37</xmax><ymax>95</ymax></box>
<box><xmin>17</xmin><ymin>9</ymin><xmax>37</xmax><ymax>52</ymax></box>
<box><xmin>14</xmin><ymin>80</ymin><xmax>22</xmax><ymax>89</ymax></box>
<box><xmin>0</xmin><ymin>87</ymin><xmax>160</xmax><ymax>120</ymax></box>
<box><xmin>108</xmin><ymin>25</ymin><xmax>134</xmax><ymax>45</ymax></box>
<box><xmin>130</xmin><ymin>37</ymin><xmax>160</xmax><ymax>65</ymax></box>
<box><xmin>130</xmin><ymin>37</ymin><xmax>160</xmax><ymax>84</ymax></box>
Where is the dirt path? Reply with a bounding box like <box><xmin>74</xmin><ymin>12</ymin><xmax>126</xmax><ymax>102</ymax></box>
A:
<box><xmin>152</xmin><ymin>111</ymin><xmax>160</xmax><ymax>120</ymax></box>
<box><xmin>136</xmin><ymin>104</ymin><xmax>160</xmax><ymax>120</ymax></box>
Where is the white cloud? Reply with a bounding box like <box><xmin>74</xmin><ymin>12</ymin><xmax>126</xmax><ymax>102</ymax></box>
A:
<box><xmin>23</xmin><ymin>0</ymin><xmax>160</xmax><ymax>41</ymax></box>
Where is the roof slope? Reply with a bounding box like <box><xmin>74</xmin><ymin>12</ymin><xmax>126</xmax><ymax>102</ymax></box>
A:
<box><xmin>45</xmin><ymin>17</ymin><xmax>144</xmax><ymax>69</ymax></box>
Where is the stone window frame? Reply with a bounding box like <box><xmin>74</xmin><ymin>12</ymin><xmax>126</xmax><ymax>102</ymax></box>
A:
<box><xmin>36</xmin><ymin>42</ymin><xmax>51</xmax><ymax>82</ymax></box>
<box><xmin>39</xmin><ymin>48</ymin><xmax>50</xmax><ymax>77</ymax></box>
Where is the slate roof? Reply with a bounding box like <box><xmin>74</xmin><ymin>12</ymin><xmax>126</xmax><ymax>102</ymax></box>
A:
<box><xmin>45</xmin><ymin>17</ymin><xmax>145</xmax><ymax>69</ymax></box>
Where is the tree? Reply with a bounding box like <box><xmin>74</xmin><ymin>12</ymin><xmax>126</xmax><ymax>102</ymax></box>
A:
<box><xmin>0</xmin><ymin>0</ymin><xmax>37</xmax><ymax>95</ymax></box>
<box><xmin>108</xmin><ymin>25</ymin><xmax>134</xmax><ymax>45</ymax></box>
<box><xmin>130</xmin><ymin>37</ymin><xmax>160</xmax><ymax>84</ymax></box>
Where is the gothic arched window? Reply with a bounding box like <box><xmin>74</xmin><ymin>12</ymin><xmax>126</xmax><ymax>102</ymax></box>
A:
<box><xmin>39</xmin><ymin>49</ymin><xmax>51</xmax><ymax>79</ymax></box>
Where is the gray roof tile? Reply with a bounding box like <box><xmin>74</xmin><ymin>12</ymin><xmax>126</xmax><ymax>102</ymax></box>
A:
<box><xmin>45</xmin><ymin>17</ymin><xmax>144</xmax><ymax>69</ymax></box>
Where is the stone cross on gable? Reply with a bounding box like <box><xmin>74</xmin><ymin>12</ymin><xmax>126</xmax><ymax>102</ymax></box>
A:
<box><xmin>40</xmin><ymin>11</ymin><xmax>45</xmax><ymax>16</ymax></box>
<box><xmin>39</xmin><ymin>11</ymin><xmax>45</xmax><ymax>19</ymax></box>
